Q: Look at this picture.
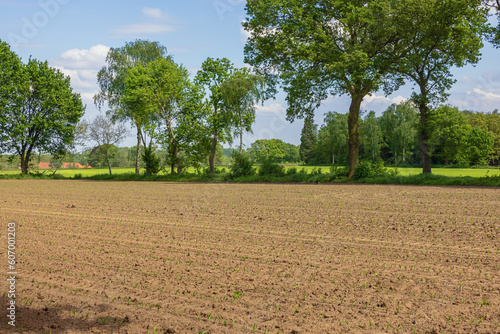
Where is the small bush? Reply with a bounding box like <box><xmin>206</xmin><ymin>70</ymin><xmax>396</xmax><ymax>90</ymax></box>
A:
<box><xmin>329</xmin><ymin>165</ymin><xmax>349</xmax><ymax>179</ymax></box>
<box><xmin>354</xmin><ymin>160</ymin><xmax>388</xmax><ymax>180</ymax></box>
<box><xmin>311</xmin><ymin>167</ymin><xmax>322</xmax><ymax>175</ymax></box>
<box><xmin>229</xmin><ymin>152</ymin><xmax>255</xmax><ymax>179</ymax></box>
<box><xmin>258</xmin><ymin>160</ymin><xmax>285</xmax><ymax>177</ymax></box>
<box><xmin>371</xmin><ymin>160</ymin><xmax>387</xmax><ymax>176</ymax></box>
<box><xmin>353</xmin><ymin>161</ymin><xmax>373</xmax><ymax>180</ymax></box>
<box><xmin>142</xmin><ymin>147</ymin><xmax>161</xmax><ymax>175</ymax></box>
<box><xmin>286</xmin><ymin>167</ymin><xmax>297</xmax><ymax>175</ymax></box>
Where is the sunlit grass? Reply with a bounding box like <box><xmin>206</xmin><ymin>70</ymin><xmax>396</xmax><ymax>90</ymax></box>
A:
<box><xmin>1</xmin><ymin>165</ymin><xmax>498</xmax><ymax>178</ymax></box>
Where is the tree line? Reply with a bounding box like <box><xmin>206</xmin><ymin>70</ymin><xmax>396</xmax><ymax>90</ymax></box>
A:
<box><xmin>300</xmin><ymin>102</ymin><xmax>499</xmax><ymax>167</ymax></box>
<box><xmin>0</xmin><ymin>39</ymin><xmax>268</xmax><ymax>175</ymax></box>
<box><xmin>244</xmin><ymin>0</ymin><xmax>500</xmax><ymax>177</ymax></box>
<box><xmin>1</xmin><ymin>0</ymin><xmax>500</xmax><ymax>177</ymax></box>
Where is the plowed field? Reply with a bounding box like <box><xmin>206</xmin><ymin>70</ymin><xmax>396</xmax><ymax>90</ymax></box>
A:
<box><xmin>1</xmin><ymin>180</ymin><xmax>499</xmax><ymax>333</ymax></box>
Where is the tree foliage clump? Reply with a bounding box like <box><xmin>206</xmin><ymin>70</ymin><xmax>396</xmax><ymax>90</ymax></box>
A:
<box><xmin>258</xmin><ymin>159</ymin><xmax>285</xmax><ymax>177</ymax></box>
<box><xmin>0</xmin><ymin>40</ymin><xmax>85</xmax><ymax>174</ymax></box>
<box><xmin>229</xmin><ymin>151</ymin><xmax>255</xmax><ymax>179</ymax></box>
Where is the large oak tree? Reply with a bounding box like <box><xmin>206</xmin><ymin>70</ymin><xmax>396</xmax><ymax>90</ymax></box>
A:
<box><xmin>0</xmin><ymin>41</ymin><xmax>85</xmax><ymax>174</ymax></box>
<box><xmin>393</xmin><ymin>0</ymin><xmax>488</xmax><ymax>173</ymax></box>
<box><xmin>243</xmin><ymin>0</ymin><xmax>408</xmax><ymax>177</ymax></box>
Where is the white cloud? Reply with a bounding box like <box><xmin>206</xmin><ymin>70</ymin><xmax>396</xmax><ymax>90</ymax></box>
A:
<box><xmin>112</xmin><ymin>23</ymin><xmax>176</xmax><ymax>37</ymax></box>
<box><xmin>362</xmin><ymin>94</ymin><xmax>407</xmax><ymax>106</ymax></box>
<box><xmin>142</xmin><ymin>7</ymin><xmax>162</xmax><ymax>19</ymax></box>
<box><xmin>470</xmin><ymin>88</ymin><xmax>500</xmax><ymax>100</ymax></box>
<box><xmin>450</xmin><ymin>88</ymin><xmax>500</xmax><ymax>111</ymax></box>
<box><xmin>255</xmin><ymin>103</ymin><xmax>286</xmax><ymax>115</ymax></box>
<box><xmin>49</xmin><ymin>45</ymin><xmax>111</xmax><ymax>104</ymax></box>
<box><xmin>53</xmin><ymin>45</ymin><xmax>109</xmax><ymax>70</ymax></box>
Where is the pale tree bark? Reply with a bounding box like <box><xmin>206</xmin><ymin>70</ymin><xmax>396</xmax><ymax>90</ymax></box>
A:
<box><xmin>135</xmin><ymin>125</ymin><xmax>141</xmax><ymax>174</ymax></box>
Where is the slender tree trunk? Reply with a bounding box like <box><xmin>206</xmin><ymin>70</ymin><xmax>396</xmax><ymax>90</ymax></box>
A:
<box><xmin>209</xmin><ymin>130</ymin><xmax>218</xmax><ymax>176</ymax></box>
<box><xmin>106</xmin><ymin>154</ymin><xmax>112</xmax><ymax>175</ymax></box>
<box><xmin>135</xmin><ymin>126</ymin><xmax>141</xmax><ymax>174</ymax></box>
<box><xmin>240</xmin><ymin>112</ymin><xmax>243</xmax><ymax>155</ymax></box>
<box><xmin>174</xmin><ymin>145</ymin><xmax>182</xmax><ymax>175</ymax></box>
<box><xmin>332</xmin><ymin>141</ymin><xmax>335</xmax><ymax>165</ymax></box>
<box><xmin>419</xmin><ymin>104</ymin><xmax>432</xmax><ymax>174</ymax></box>
<box><xmin>347</xmin><ymin>94</ymin><xmax>364</xmax><ymax>178</ymax></box>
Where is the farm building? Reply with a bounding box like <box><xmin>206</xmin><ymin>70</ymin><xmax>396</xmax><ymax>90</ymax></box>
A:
<box><xmin>38</xmin><ymin>162</ymin><xmax>92</xmax><ymax>169</ymax></box>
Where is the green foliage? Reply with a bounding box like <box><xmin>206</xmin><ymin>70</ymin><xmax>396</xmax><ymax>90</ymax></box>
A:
<box><xmin>353</xmin><ymin>161</ymin><xmax>373</xmax><ymax>180</ymax></box>
<box><xmin>316</xmin><ymin>112</ymin><xmax>349</xmax><ymax>165</ymax></box>
<box><xmin>0</xmin><ymin>41</ymin><xmax>85</xmax><ymax>174</ymax></box>
<box><xmin>465</xmin><ymin>110</ymin><xmax>500</xmax><ymax>165</ymax></box>
<box><xmin>248</xmin><ymin>139</ymin><xmax>299</xmax><ymax>163</ymax></box>
<box><xmin>428</xmin><ymin>105</ymin><xmax>470</xmax><ymax>165</ymax></box>
<box><xmin>300</xmin><ymin>116</ymin><xmax>317</xmax><ymax>164</ymax></box>
<box><xmin>124</xmin><ymin>57</ymin><xmax>210</xmax><ymax>174</ymax></box>
<box><xmin>195</xmin><ymin>57</ymin><xmax>237</xmax><ymax>175</ymax></box>
<box><xmin>258</xmin><ymin>160</ymin><xmax>285</xmax><ymax>177</ymax></box>
<box><xmin>362</xmin><ymin>111</ymin><xmax>383</xmax><ymax>162</ymax></box>
<box><xmin>244</xmin><ymin>0</ymin><xmax>412</xmax><ymax>177</ymax></box>
<box><xmin>460</xmin><ymin>127</ymin><xmax>494</xmax><ymax>166</ymax></box>
<box><xmin>353</xmin><ymin>160</ymin><xmax>387</xmax><ymax>180</ymax></box>
<box><xmin>142</xmin><ymin>146</ymin><xmax>161</xmax><ymax>175</ymax></box>
<box><xmin>95</xmin><ymin>39</ymin><xmax>169</xmax><ymax>174</ymax></box>
<box><xmin>220</xmin><ymin>69</ymin><xmax>267</xmax><ymax>152</ymax></box>
<box><xmin>330</xmin><ymin>165</ymin><xmax>349</xmax><ymax>179</ymax></box>
<box><xmin>380</xmin><ymin>102</ymin><xmax>419</xmax><ymax>164</ymax></box>
<box><xmin>229</xmin><ymin>151</ymin><xmax>255</xmax><ymax>178</ymax></box>
<box><xmin>393</xmin><ymin>0</ymin><xmax>488</xmax><ymax>173</ymax></box>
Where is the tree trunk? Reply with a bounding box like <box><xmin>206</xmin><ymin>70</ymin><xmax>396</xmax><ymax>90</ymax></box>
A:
<box><xmin>106</xmin><ymin>155</ymin><xmax>112</xmax><ymax>175</ymax></box>
<box><xmin>135</xmin><ymin>126</ymin><xmax>141</xmax><ymax>174</ymax></box>
<box><xmin>209</xmin><ymin>130</ymin><xmax>218</xmax><ymax>176</ymax></box>
<box><xmin>332</xmin><ymin>141</ymin><xmax>335</xmax><ymax>165</ymax></box>
<box><xmin>347</xmin><ymin>95</ymin><xmax>363</xmax><ymax>178</ymax></box>
<box><xmin>20</xmin><ymin>153</ymin><xmax>28</xmax><ymax>175</ymax></box>
<box><xmin>240</xmin><ymin>112</ymin><xmax>243</xmax><ymax>155</ymax></box>
<box><xmin>175</xmin><ymin>145</ymin><xmax>181</xmax><ymax>175</ymax></box>
<box><xmin>419</xmin><ymin>104</ymin><xmax>432</xmax><ymax>174</ymax></box>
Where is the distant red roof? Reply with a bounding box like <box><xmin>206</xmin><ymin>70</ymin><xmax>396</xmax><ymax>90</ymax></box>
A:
<box><xmin>38</xmin><ymin>162</ymin><xmax>51</xmax><ymax>169</ymax></box>
<box><xmin>38</xmin><ymin>162</ymin><xmax>92</xmax><ymax>169</ymax></box>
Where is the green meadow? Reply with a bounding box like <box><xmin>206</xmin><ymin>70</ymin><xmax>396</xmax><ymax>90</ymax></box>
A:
<box><xmin>1</xmin><ymin>165</ymin><xmax>499</xmax><ymax>178</ymax></box>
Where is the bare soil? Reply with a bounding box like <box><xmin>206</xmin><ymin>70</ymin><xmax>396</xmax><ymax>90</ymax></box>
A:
<box><xmin>1</xmin><ymin>180</ymin><xmax>499</xmax><ymax>333</ymax></box>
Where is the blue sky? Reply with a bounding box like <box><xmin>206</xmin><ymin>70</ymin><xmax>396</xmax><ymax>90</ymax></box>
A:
<box><xmin>1</xmin><ymin>0</ymin><xmax>500</xmax><ymax>148</ymax></box>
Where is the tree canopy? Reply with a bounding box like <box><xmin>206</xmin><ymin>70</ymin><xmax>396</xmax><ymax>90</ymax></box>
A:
<box><xmin>0</xmin><ymin>41</ymin><xmax>85</xmax><ymax>174</ymax></box>
<box><xmin>244</xmin><ymin>0</ymin><xmax>411</xmax><ymax>177</ymax></box>
<box><xmin>95</xmin><ymin>39</ymin><xmax>169</xmax><ymax>174</ymax></box>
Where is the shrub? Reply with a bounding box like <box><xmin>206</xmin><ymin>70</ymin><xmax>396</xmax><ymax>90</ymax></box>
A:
<box><xmin>329</xmin><ymin>165</ymin><xmax>349</xmax><ymax>179</ymax></box>
<box><xmin>258</xmin><ymin>160</ymin><xmax>285</xmax><ymax>177</ymax></box>
<box><xmin>298</xmin><ymin>167</ymin><xmax>308</xmax><ymax>175</ymax></box>
<box><xmin>353</xmin><ymin>160</ymin><xmax>388</xmax><ymax>180</ymax></box>
<box><xmin>353</xmin><ymin>161</ymin><xmax>373</xmax><ymax>180</ymax></box>
<box><xmin>142</xmin><ymin>147</ymin><xmax>161</xmax><ymax>175</ymax></box>
<box><xmin>286</xmin><ymin>167</ymin><xmax>297</xmax><ymax>175</ymax></box>
<box><xmin>372</xmin><ymin>160</ymin><xmax>387</xmax><ymax>176</ymax></box>
<box><xmin>311</xmin><ymin>167</ymin><xmax>322</xmax><ymax>175</ymax></box>
<box><xmin>229</xmin><ymin>151</ymin><xmax>255</xmax><ymax>178</ymax></box>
